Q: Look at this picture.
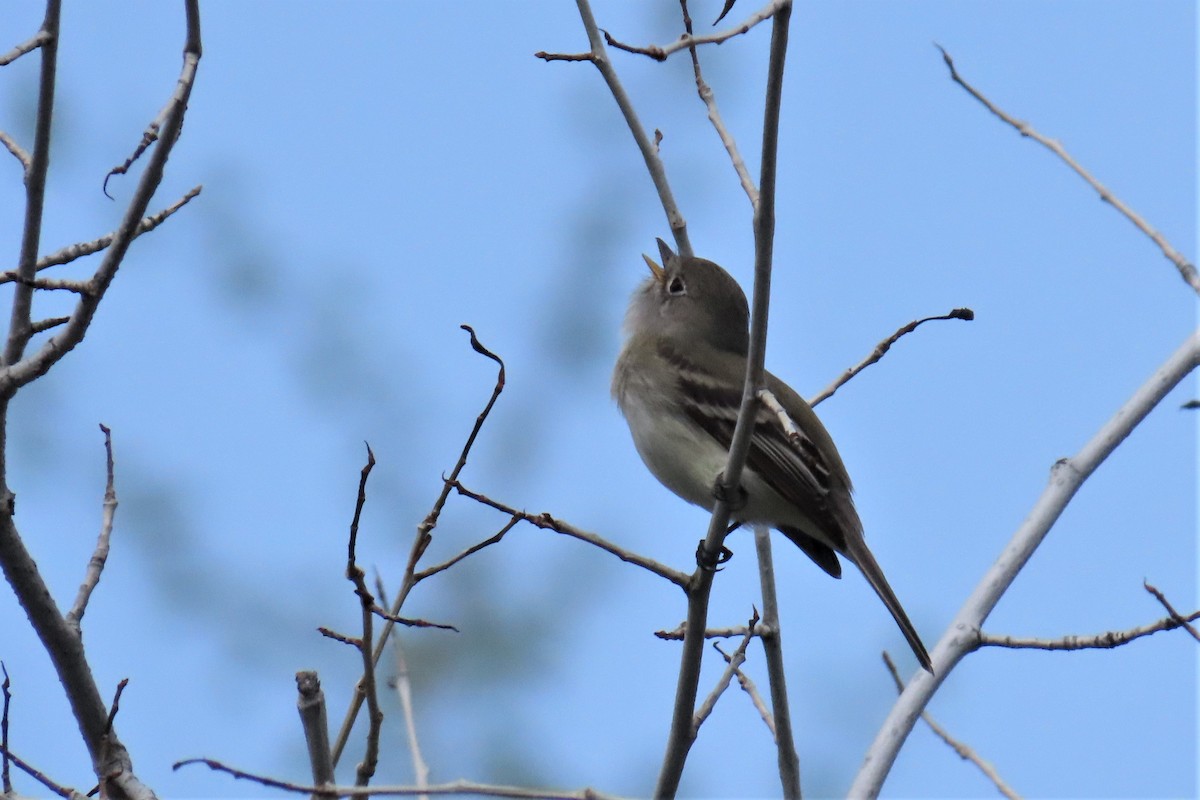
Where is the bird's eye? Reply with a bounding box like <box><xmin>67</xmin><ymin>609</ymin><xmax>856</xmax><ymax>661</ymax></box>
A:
<box><xmin>667</xmin><ymin>276</ymin><xmax>686</xmax><ymax>296</ymax></box>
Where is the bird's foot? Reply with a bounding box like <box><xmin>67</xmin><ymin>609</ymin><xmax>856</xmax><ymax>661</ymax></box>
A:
<box><xmin>696</xmin><ymin>540</ymin><xmax>734</xmax><ymax>572</ymax></box>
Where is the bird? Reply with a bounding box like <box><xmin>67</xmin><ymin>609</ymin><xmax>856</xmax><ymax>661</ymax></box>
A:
<box><xmin>612</xmin><ymin>239</ymin><xmax>932</xmax><ymax>672</ymax></box>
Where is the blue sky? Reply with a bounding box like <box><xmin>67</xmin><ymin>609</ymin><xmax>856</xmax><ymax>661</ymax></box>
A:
<box><xmin>1</xmin><ymin>2</ymin><xmax>1196</xmax><ymax>798</ymax></box>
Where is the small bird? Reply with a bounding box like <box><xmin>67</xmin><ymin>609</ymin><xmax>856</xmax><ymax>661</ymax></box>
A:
<box><xmin>612</xmin><ymin>240</ymin><xmax>932</xmax><ymax>672</ymax></box>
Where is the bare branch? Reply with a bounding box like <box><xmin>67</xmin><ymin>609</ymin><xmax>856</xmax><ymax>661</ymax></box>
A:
<box><xmin>693</xmin><ymin>609</ymin><xmax>759</xmax><ymax>731</ymax></box>
<box><xmin>603</xmin><ymin>0</ymin><xmax>786</xmax><ymax>62</ymax></box>
<box><xmin>532</xmin><ymin>50</ymin><xmax>593</xmax><ymax>62</ymax></box>
<box><xmin>655</xmin><ymin>622</ymin><xmax>765</xmax><ymax>640</ymax></box>
<box><xmin>295</xmin><ymin>671</ymin><xmax>336</xmax><ymax>800</ymax></box>
<box><xmin>0</xmin><ymin>743</ymin><xmax>88</xmax><ymax>800</ymax></box>
<box><xmin>414</xmin><ymin>515</ymin><xmax>520</xmax><ymax>582</ymax></box>
<box><xmin>0</xmin><ymin>273</ymin><xmax>93</xmax><ymax>293</ymax></box>
<box><xmin>0</xmin><ymin>30</ymin><xmax>50</xmax><ymax>66</ymax></box>
<box><xmin>451</xmin><ymin>480</ymin><xmax>689</xmax><ymax>588</ymax></box>
<box><xmin>65</xmin><ymin>425</ymin><xmax>117</xmax><ymax>628</ymax></box>
<box><xmin>1</xmin><ymin>662</ymin><xmax>10</xmax><ymax>794</ymax></box>
<box><xmin>1143</xmin><ymin>581</ymin><xmax>1200</xmax><ymax>643</ymax></box>
<box><xmin>656</xmin><ymin>4</ymin><xmax>793</xmax><ymax>795</ymax></box>
<box><xmin>0</xmin><ymin>185</ymin><xmax>203</xmax><ymax>283</ymax></box>
<box><xmin>318</xmin><ymin>628</ymin><xmax>360</xmax><ymax>648</ymax></box>
<box><xmin>715</xmin><ymin>642</ymin><xmax>775</xmax><ymax>735</ymax></box>
<box><xmin>850</xmin><ymin>329</ymin><xmax>1200</xmax><ymax>797</ymax></box>
<box><xmin>979</xmin><ymin>609</ymin><xmax>1200</xmax><ymax>651</ymax></box>
<box><xmin>751</xmin><ymin>527</ymin><xmax>800</xmax><ymax>793</ymax></box>
<box><xmin>0</xmin><ymin>0</ymin><xmax>201</xmax><ymax>400</ymax></box>
<box><xmin>390</xmin><ymin>639</ymin><xmax>431</xmax><ymax>796</ymax></box>
<box><xmin>30</xmin><ymin>316</ymin><xmax>70</xmax><ymax>335</ymax></box>
<box><xmin>344</xmin><ymin>445</ymin><xmax>383</xmax><ymax>787</ymax></box>
<box><xmin>0</xmin><ymin>130</ymin><xmax>30</xmax><ymax>171</ymax></box>
<box><xmin>173</xmin><ymin>758</ymin><xmax>630</xmax><ymax>799</ymax></box>
<box><xmin>936</xmin><ymin>44</ymin><xmax>1199</xmax><ymax>296</ymax></box>
<box><xmin>332</xmin><ymin>326</ymin><xmax>507</xmax><ymax>768</ymax></box>
<box><xmin>103</xmin><ymin>677</ymin><xmax>129</xmax><ymax>735</ymax></box>
<box><xmin>679</xmin><ymin>0</ymin><xmax>758</xmax><ymax>207</ymax></box>
<box><xmin>538</xmin><ymin>0</ymin><xmax>694</xmax><ymax>256</ymax></box>
<box><xmin>808</xmin><ymin>308</ymin><xmax>974</xmax><ymax>407</ymax></box>
<box><xmin>882</xmin><ymin>652</ymin><xmax>1019</xmax><ymax>800</ymax></box>
<box><xmin>5</xmin><ymin>1</ymin><xmax>62</xmax><ymax>368</ymax></box>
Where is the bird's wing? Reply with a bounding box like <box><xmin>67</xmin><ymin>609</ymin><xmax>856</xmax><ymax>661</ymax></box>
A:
<box><xmin>657</xmin><ymin>340</ymin><xmax>844</xmax><ymax>534</ymax></box>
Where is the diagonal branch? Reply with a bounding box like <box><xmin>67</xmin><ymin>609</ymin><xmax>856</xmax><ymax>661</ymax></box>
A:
<box><xmin>849</xmin><ymin>328</ymin><xmax>1200</xmax><ymax>798</ymax></box>
<box><xmin>936</xmin><ymin>44</ymin><xmax>1198</xmax><ymax>296</ymax></box>
<box><xmin>0</xmin><ymin>185</ymin><xmax>202</xmax><ymax>284</ymax></box>
<box><xmin>881</xmin><ymin>652</ymin><xmax>1019</xmax><ymax>800</ymax></box>
<box><xmin>679</xmin><ymin>0</ymin><xmax>758</xmax><ymax>207</ymax></box>
<box><xmin>1143</xmin><ymin>581</ymin><xmax>1200</xmax><ymax>643</ymax></box>
<box><xmin>0</xmin><ymin>131</ymin><xmax>30</xmax><ymax>171</ymax></box>
<box><xmin>331</xmin><ymin>325</ymin><xmax>508</xmax><ymax>768</ymax></box>
<box><xmin>0</xmin><ymin>0</ymin><xmax>202</xmax><ymax>400</ymax></box>
<box><xmin>450</xmin><ymin>481</ymin><xmax>689</xmax><ymax>588</ymax></box>
<box><xmin>65</xmin><ymin>425</ymin><xmax>118</xmax><ymax>629</ymax></box>
<box><xmin>0</xmin><ymin>30</ymin><xmax>51</xmax><ymax>66</ymax></box>
<box><xmin>808</xmin><ymin>308</ymin><xmax>975</xmax><ymax>407</ymax></box>
<box><xmin>603</xmin><ymin>0</ymin><xmax>787</xmax><ymax>62</ymax></box>
<box><xmin>536</xmin><ymin>0</ymin><xmax>694</xmax><ymax>256</ymax></box>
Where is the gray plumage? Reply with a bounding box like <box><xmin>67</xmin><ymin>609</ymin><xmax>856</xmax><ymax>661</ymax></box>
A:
<box><xmin>613</xmin><ymin>243</ymin><xmax>932</xmax><ymax>672</ymax></box>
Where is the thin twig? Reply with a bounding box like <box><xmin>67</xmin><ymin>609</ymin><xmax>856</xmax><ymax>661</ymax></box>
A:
<box><xmin>331</xmin><ymin>326</ymin><xmax>507</xmax><ymax>767</ymax></box>
<box><xmin>0</xmin><ymin>744</ymin><xmax>87</xmax><ymax>800</ymax></box>
<box><xmin>716</xmin><ymin>643</ymin><xmax>775</xmax><ymax>735</ymax></box>
<box><xmin>0</xmin><ymin>30</ymin><xmax>50</xmax><ymax>66</ymax></box>
<box><xmin>29</xmin><ymin>316</ymin><xmax>70</xmax><ymax>335</ymax></box>
<box><xmin>752</xmin><ymin>526</ymin><xmax>800</xmax><ymax>795</ymax></box>
<box><xmin>808</xmin><ymin>309</ymin><xmax>974</xmax><ymax>407</ymax></box>
<box><xmin>0</xmin><ymin>130</ymin><xmax>30</xmax><ymax>170</ymax></box>
<box><xmin>345</xmin><ymin>446</ymin><xmax>383</xmax><ymax>787</ymax></box>
<box><xmin>1143</xmin><ymin>581</ymin><xmax>1200</xmax><ymax>643</ymax></box>
<box><xmin>537</xmin><ymin>0</ymin><xmax>694</xmax><ymax>256</ymax></box>
<box><xmin>979</xmin><ymin>609</ymin><xmax>1200</xmax><ymax>651</ymax></box>
<box><xmin>450</xmin><ymin>480</ymin><xmax>689</xmax><ymax>588</ymax></box>
<box><xmin>174</xmin><ymin>757</ymin><xmax>630</xmax><ymax>799</ymax></box>
<box><xmin>882</xmin><ymin>652</ymin><xmax>1020</xmax><ymax>800</ymax></box>
<box><xmin>603</xmin><ymin>0</ymin><xmax>786</xmax><ymax>62</ymax></box>
<box><xmin>0</xmin><ymin>185</ymin><xmax>203</xmax><ymax>283</ymax></box>
<box><xmin>413</xmin><ymin>516</ymin><xmax>521</xmax><ymax>582</ymax></box>
<box><xmin>936</xmin><ymin>44</ymin><xmax>1199</xmax><ymax>296</ymax></box>
<box><xmin>654</xmin><ymin>622</ymin><xmax>766</xmax><ymax>640</ymax></box>
<box><xmin>392</xmin><ymin>640</ymin><xmax>431</xmax><ymax>798</ymax></box>
<box><xmin>679</xmin><ymin>0</ymin><xmax>758</xmax><ymax>207</ymax></box>
<box><xmin>1</xmin><ymin>662</ymin><xmax>9</xmax><ymax>794</ymax></box>
<box><xmin>65</xmin><ymin>424</ymin><xmax>118</xmax><ymax>630</ymax></box>
<box><xmin>103</xmin><ymin>678</ymin><xmax>128</xmax><ymax>735</ymax></box>
<box><xmin>373</xmin><ymin>577</ymin><xmax>431</xmax><ymax>799</ymax></box>
<box><xmin>693</xmin><ymin>609</ymin><xmax>759</xmax><ymax>730</ymax></box>
<box><xmin>0</xmin><ymin>274</ymin><xmax>92</xmax><ymax>293</ymax></box>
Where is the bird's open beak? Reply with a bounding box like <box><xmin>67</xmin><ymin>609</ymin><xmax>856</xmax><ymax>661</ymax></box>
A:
<box><xmin>642</xmin><ymin>253</ymin><xmax>665</xmax><ymax>283</ymax></box>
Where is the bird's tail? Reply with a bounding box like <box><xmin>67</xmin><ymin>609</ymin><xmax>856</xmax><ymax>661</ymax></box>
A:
<box><xmin>844</xmin><ymin>537</ymin><xmax>933</xmax><ymax>673</ymax></box>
